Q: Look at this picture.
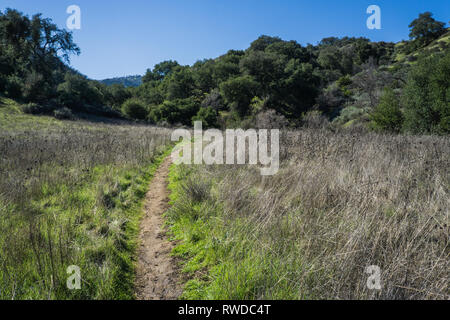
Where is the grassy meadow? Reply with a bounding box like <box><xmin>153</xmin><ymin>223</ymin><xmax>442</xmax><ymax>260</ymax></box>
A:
<box><xmin>0</xmin><ymin>97</ymin><xmax>172</xmax><ymax>299</ymax></box>
<box><xmin>166</xmin><ymin>127</ymin><xmax>449</xmax><ymax>300</ymax></box>
<box><xmin>1</xmin><ymin>96</ymin><xmax>448</xmax><ymax>300</ymax></box>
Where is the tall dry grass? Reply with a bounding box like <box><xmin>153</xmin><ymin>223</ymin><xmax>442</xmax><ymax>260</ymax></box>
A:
<box><xmin>173</xmin><ymin>128</ymin><xmax>449</xmax><ymax>299</ymax></box>
<box><xmin>0</xmin><ymin>120</ymin><xmax>171</xmax><ymax>299</ymax></box>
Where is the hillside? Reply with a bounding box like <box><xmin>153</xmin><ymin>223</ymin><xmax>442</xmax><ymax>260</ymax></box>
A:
<box><xmin>393</xmin><ymin>27</ymin><xmax>450</xmax><ymax>66</ymax></box>
<box><xmin>101</xmin><ymin>75</ymin><xmax>143</xmax><ymax>87</ymax></box>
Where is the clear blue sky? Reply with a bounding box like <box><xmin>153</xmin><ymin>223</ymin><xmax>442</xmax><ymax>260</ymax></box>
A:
<box><xmin>2</xmin><ymin>0</ymin><xmax>448</xmax><ymax>80</ymax></box>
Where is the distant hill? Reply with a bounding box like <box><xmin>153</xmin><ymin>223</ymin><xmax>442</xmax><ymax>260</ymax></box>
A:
<box><xmin>100</xmin><ymin>75</ymin><xmax>143</xmax><ymax>87</ymax></box>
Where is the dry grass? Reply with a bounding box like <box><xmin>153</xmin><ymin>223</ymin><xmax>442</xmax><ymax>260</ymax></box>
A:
<box><xmin>0</xmin><ymin>117</ymin><xmax>172</xmax><ymax>299</ymax></box>
<box><xmin>170</xmin><ymin>128</ymin><xmax>449</xmax><ymax>300</ymax></box>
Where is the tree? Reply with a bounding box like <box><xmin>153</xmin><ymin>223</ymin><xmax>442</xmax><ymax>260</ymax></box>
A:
<box><xmin>192</xmin><ymin>107</ymin><xmax>218</xmax><ymax>128</ymax></box>
<box><xmin>409</xmin><ymin>12</ymin><xmax>446</xmax><ymax>48</ymax></box>
<box><xmin>143</xmin><ymin>60</ymin><xmax>179</xmax><ymax>82</ymax></box>
<box><xmin>121</xmin><ymin>98</ymin><xmax>147</xmax><ymax>120</ymax></box>
<box><xmin>240</xmin><ymin>51</ymin><xmax>283</xmax><ymax>95</ymax></box>
<box><xmin>402</xmin><ymin>52</ymin><xmax>450</xmax><ymax>134</ymax></box>
<box><xmin>106</xmin><ymin>84</ymin><xmax>131</xmax><ymax>109</ymax></box>
<box><xmin>0</xmin><ymin>9</ymin><xmax>80</xmax><ymax>102</ymax></box>
<box><xmin>249</xmin><ymin>35</ymin><xmax>283</xmax><ymax>52</ymax></box>
<box><xmin>149</xmin><ymin>97</ymin><xmax>199</xmax><ymax>125</ymax></box>
<box><xmin>166</xmin><ymin>67</ymin><xmax>196</xmax><ymax>100</ymax></box>
<box><xmin>318</xmin><ymin>46</ymin><xmax>342</xmax><ymax>71</ymax></box>
<box><xmin>370</xmin><ymin>88</ymin><xmax>403</xmax><ymax>133</ymax></box>
<box><xmin>220</xmin><ymin>75</ymin><xmax>258</xmax><ymax>116</ymax></box>
<box><xmin>57</xmin><ymin>73</ymin><xmax>103</xmax><ymax>109</ymax></box>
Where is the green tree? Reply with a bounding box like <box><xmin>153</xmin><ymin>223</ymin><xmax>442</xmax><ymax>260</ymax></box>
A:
<box><xmin>57</xmin><ymin>73</ymin><xmax>103</xmax><ymax>109</ymax></box>
<box><xmin>143</xmin><ymin>60</ymin><xmax>179</xmax><ymax>82</ymax></box>
<box><xmin>402</xmin><ymin>52</ymin><xmax>450</xmax><ymax>134</ymax></box>
<box><xmin>121</xmin><ymin>98</ymin><xmax>147</xmax><ymax>120</ymax></box>
<box><xmin>149</xmin><ymin>98</ymin><xmax>199</xmax><ymax>125</ymax></box>
<box><xmin>220</xmin><ymin>75</ymin><xmax>258</xmax><ymax>116</ymax></box>
<box><xmin>0</xmin><ymin>9</ymin><xmax>79</xmax><ymax>102</ymax></box>
<box><xmin>409</xmin><ymin>12</ymin><xmax>446</xmax><ymax>48</ymax></box>
<box><xmin>370</xmin><ymin>88</ymin><xmax>403</xmax><ymax>133</ymax></box>
<box><xmin>166</xmin><ymin>67</ymin><xmax>196</xmax><ymax>100</ymax></box>
<box><xmin>240</xmin><ymin>51</ymin><xmax>283</xmax><ymax>95</ymax></box>
<box><xmin>105</xmin><ymin>84</ymin><xmax>132</xmax><ymax>109</ymax></box>
<box><xmin>192</xmin><ymin>107</ymin><xmax>218</xmax><ymax>128</ymax></box>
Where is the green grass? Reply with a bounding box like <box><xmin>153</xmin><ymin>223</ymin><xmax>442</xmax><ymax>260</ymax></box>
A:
<box><xmin>0</xmin><ymin>96</ymin><xmax>63</xmax><ymax>130</ymax></box>
<box><xmin>0</xmin><ymin>103</ymin><xmax>172</xmax><ymax>299</ymax></box>
<box><xmin>0</xmin><ymin>146</ymin><xmax>172</xmax><ymax>299</ymax></box>
<box><xmin>165</xmin><ymin>164</ymin><xmax>310</xmax><ymax>300</ymax></box>
<box><xmin>393</xmin><ymin>29</ymin><xmax>450</xmax><ymax>66</ymax></box>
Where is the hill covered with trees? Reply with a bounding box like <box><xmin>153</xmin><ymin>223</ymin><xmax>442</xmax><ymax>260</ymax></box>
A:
<box><xmin>1</xmin><ymin>8</ymin><xmax>448</xmax><ymax>134</ymax></box>
<box><xmin>101</xmin><ymin>75</ymin><xmax>142</xmax><ymax>87</ymax></box>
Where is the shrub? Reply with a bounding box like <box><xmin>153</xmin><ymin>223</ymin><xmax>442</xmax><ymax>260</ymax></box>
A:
<box><xmin>149</xmin><ymin>98</ymin><xmax>199</xmax><ymax>125</ymax></box>
<box><xmin>192</xmin><ymin>107</ymin><xmax>218</xmax><ymax>128</ymax></box>
<box><xmin>302</xmin><ymin>110</ymin><xmax>330</xmax><ymax>129</ymax></box>
<box><xmin>22</xmin><ymin>103</ymin><xmax>45</xmax><ymax>115</ymax></box>
<box><xmin>121</xmin><ymin>98</ymin><xmax>148</xmax><ymax>120</ymax></box>
<box><xmin>57</xmin><ymin>73</ymin><xmax>104</xmax><ymax>110</ymax></box>
<box><xmin>220</xmin><ymin>75</ymin><xmax>258</xmax><ymax>117</ymax></box>
<box><xmin>53</xmin><ymin>107</ymin><xmax>74</xmax><ymax>120</ymax></box>
<box><xmin>333</xmin><ymin>106</ymin><xmax>368</xmax><ymax>127</ymax></box>
<box><xmin>5</xmin><ymin>75</ymin><xmax>23</xmax><ymax>99</ymax></box>
<box><xmin>370</xmin><ymin>88</ymin><xmax>404</xmax><ymax>133</ymax></box>
<box><xmin>254</xmin><ymin>109</ymin><xmax>289</xmax><ymax>129</ymax></box>
<box><xmin>402</xmin><ymin>51</ymin><xmax>450</xmax><ymax>134</ymax></box>
<box><xmin>201</xmin><ymin>89</ymin><xmax>225</xmax><ymax>111</ymax></box>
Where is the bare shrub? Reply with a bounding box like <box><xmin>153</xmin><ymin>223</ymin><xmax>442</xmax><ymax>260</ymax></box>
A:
<box><xmin>254</xmin><ymin>109</ymin><xmax>289</xmax><ymax>129</ymax></box>
<box><xmin>302</xmin><ymin>110</ymin><xmax>330</xmax><ymax>129</ymax></box>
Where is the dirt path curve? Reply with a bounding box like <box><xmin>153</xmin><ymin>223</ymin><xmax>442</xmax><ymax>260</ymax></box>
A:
<box><xmin>135</xmin><ymin>156</ymin><xmax>182</xmax><ymax>300</ymax></box>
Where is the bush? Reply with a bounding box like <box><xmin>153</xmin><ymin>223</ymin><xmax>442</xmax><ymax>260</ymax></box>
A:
<box><xmin>57</xmin><ymin>73</ymin><xmax>104</xmax><ymax>110</ymax></box>
<box><xmin>53</xmin><ymin>107</ymin><xmax>74</xmax><ymax>120</ymax></box>
<box><xmin>192</xmin><ymin>107</ymin><xmax>218</xmax><ymax>128</ymax></box>
<box><xmin>333</xmin><ymin>106</ymin><xmax>368</xmax><ymax>127</ymax></box>
<box><xmin>302</xmin><ymin>110</ymin><xmax>330</xmax><ymax>129</ymax></box>
<box><xmin>21</xmin><ymin>102</ymin><xmax>58</xmax><ymax>115</ymax></box>
<box><xmin>201</xmin><ymin>89</ymin><xmax>225</xmax><ymax>111</ymax></box>
<box><xmin>402</xmin><ymin>51</ymin><xmax>450</xmax><ymax>134</ymax></box>
<box><xmin>121</xmin><ymin>98</ymin><xmax>148</xmax><ymax>120</ymax></box>
<box><xmin>370</xmin><ymin>88</ymin><xmax>404</xmax><ymax>133</ymax></box>
<box><xmin>149</xmin><ymin>98</ymin><xmax>200</xmax><ymax>125</ymax></box>
<box><xmin>220</xmin><ymin>75</ymin><xmax>258</xmax><ymax>117</ymax></box>
<box><xmin>254</xmin><ymin>109</ymin><xmax>289</xmax><ymax>129</ymax></box>
<box><xmin>5</xmin><ymin>75</ymin><xmax>23</xmax><ymax>99</ymax></box>
<box><xmin>22</xmin><ymin>103</ymin><xmax>45</xmax><ymax>115</ymax></box>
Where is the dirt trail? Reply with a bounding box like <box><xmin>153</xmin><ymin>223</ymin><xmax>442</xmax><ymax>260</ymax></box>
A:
<box><xmin>135</xmin><ymin>156</ymin><xmax>182</xmax><ymax>300</ymax></box>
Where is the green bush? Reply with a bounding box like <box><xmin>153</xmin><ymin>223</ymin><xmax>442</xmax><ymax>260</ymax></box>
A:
<box><xmin>402</xmin><ymin>51</ymin><xmax>450</xmax><ymax>134</ymax></box>
<box><xmin>121</xmin><ymin>98</ymin><xmax>148</xmax><ymax>120</ymax></box>
<box><xmin>220</xmin><ymin>75</ymin><xmax>258</xmax><ymax>117</ymax></box>
<box><xmin>149</xmin><ymin>97</ymin><xmax>199</xmax><ymax>125</ymax></box>
<box><xmin>192</xmin><ymin>107</ymin><xmax>218</xmax><ymax>128</ymax></box>
<box><xmin>5</xmin><ymin>75</ymin><xmax>23</xmax><ymax>99</ymax></box>
<box><xmin>333</xmin><ymin>106</ymin><xmax>368</xmax><ymax>127</ymax></box>
<box><xmin>370</xmin><ymin>88</ymin><xmax>404</xmax><ymax>133</ymax></box>
<box><xmin>53</xmin><ymin>107</ymin><xmax>74</xmax><ymax>120</ymax></box>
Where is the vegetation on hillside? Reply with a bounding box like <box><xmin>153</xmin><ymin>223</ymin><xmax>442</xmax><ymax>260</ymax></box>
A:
<box><xmin>1</xmin><ymin>9</ymin><xmax>447</xmax><ymax>134</ymax></box>
<box><xmin>101</xmin><ymin>75</ymin><xmax>143</xmax><ymax>88</ymax></box>
<box><xmin>125</xmin><ymin>12</ymin><xmax>448</xmax><ymax>134</ymax></box>
<box><xmin>0</xmin><ymin>8</ymin><xmax>131</xmax><ymax>118</ymax></box>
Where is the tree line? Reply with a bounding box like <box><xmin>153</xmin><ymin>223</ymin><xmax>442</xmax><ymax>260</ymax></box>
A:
<box><xmin>1</xmin><ymin>8</ymin><xmax>448</xmax><ymax>134</ymax></box>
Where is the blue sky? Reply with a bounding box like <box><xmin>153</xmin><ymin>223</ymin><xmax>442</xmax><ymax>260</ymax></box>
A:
<box><xmin>2</xmin><ymin>0</ymin><xmax>448</xmax><ymax>80</ymax></box>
